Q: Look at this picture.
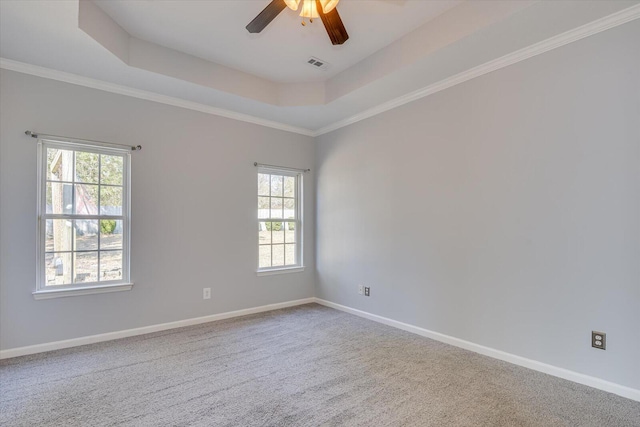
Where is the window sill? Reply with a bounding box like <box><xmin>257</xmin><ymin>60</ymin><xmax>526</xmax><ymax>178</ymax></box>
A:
<box><xmin>256</xmin><ymin>266</ymin><xmax>305</xmax><ymax>277</ymax></box>
<box><xmin>33</xmin><ymin>283</ymin><xmax>134</xmax><ymax>300</ymax></box>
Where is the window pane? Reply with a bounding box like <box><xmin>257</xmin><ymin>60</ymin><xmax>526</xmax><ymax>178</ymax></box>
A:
<box><xmin>257</xmin><ymin>171</ymin><xmax>301</xmax><ymax>271</ymax></box>
<box><xmin>74</xmin><ymin>251</ymin><xmax>98</xmax><ymax>283</ymax></box>
<box><xmin>75</xmin><ymin>184</ymin><xmax>98</xmax><ymax>215</ymax></box>
<box><xmin>270</xmin><ymin>175</ymin><xmax>283</xmax><ymax>197</ymax></box>
<box><xmin>259</xmin><ymin>222</ymin><xmax>271</xmax><ymax>245</ymax></box>
<box><xmin>284</xmin><ymin>222</ymin><xmax>296</xmax><ymax>243</ymax></box>
<box><xmin>46</xmin><ymin>219</ymin><xmax>72</xmax><ymax>253</ymax></box>
<box><xmin>47</xmin><ymin>148</ymin><xmax>73</xmax><ymax>182</ymax></box>
<box><xmin>272</xmin><ymin>244</ymin><xmax>284</xmax><ymax>267</ymax></box>
<box><xmin>100</xmin><ymin>186</ymin><xmax>122</xmax><ymax>215</ymax></box>
<box><xmin>284</xmin><ymin>176</ymin><xmax>295</xmax><ymax>198</ymax></box>
<box><xmin>100</xmin><ymin>250</ymin><xmax>122</xmax><ymax>281</ymax></box>
<box><xmin>285</xmin><ymin>244</ymin><xmax>296</xmax><ymax>265</ymax></box>
<box><xmin>74</xmin><ymin>220</ymin><xmax>98</xmax><ymax>251</ymax></box>
<box><xmin>284</xmin><ymin>198</ymin><xmax>295</xmax><ymax>219</ymax></box>
<box><xmin>47</xmin><ymin>182</ymin><xmax>74</xmax><ymax>214</ymax></box>
<box><xmin>272</xmin><ymin>222</ymin><xmax>284</xmax><ymax>244</ymax></box>
<box><xmin>100</xmin><ymin>220</ymin><xmax>122</xmax><ymax>250</ymax></box>
<box><xmin>75</xmin><ymin>151</ymin><xmax>99</xmax><ymax>183</ymax></box>
<box><xmin>258</xmin><ymin>173</ymin><xmax>270</xmax><ymax>196</ymax></box>
<box><xmin>45</xmin><ymin>252</ymin><xmax>72</xmax><ymax>286</ymax></box>
<box><xmin>46</xmin><ymin>183</ymin><xmax>52</xmax><ymax>214</ymax></box>
<box><xmin>100</xmin><ymin>155</ymin><xmax>123</xmax><ymax>185</ymax></box>
<box><xmin>270</xmin><ymin>197</ymin><xmax>283</xmax><ymax>219</ymax></box>
<box><xmin>258</xmin><ymin>196</ymin><xmax>270</xmax><ymax>219</ymax></box>
<box><xmin>40</xmin><ymin>143</ymin><xmax>131</xmax><ymax>289</ymax></box>
<box><xmin>259</xmin><ymin>245</ymin><xmax>271</xmax><ymax>269</ymax></box>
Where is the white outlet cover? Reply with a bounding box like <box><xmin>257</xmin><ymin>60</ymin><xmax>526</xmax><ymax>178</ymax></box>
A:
<box><xmin>203</xmin><ymin>288</ymin><xmax>211</xmax><ymax>299</ymax></box>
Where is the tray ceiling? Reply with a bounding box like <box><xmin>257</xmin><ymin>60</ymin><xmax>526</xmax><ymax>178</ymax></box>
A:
<box><xmin>1</xmin><ymin>1</ymin><xmax>638</xmax><ymax>133</ymax></box>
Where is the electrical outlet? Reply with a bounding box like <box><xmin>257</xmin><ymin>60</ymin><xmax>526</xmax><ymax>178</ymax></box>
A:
<box><xmin>203</xmin><ymin>288</ymin><xmax>211</xmax><ymax>300</ymax></box>
<box><xmin>364</xmin><ymin>287</ymin><xmax>370</xmax><ymax>297</ymax></box>
<box><xmin>358</xmin><ymin>285</ymin><xmax>364</xmax><ymax>295</ymax></box>
<box><xmin>592</xmin><ymin>331</ymin><xmax>606</xmax><ymax>350</ymax></box>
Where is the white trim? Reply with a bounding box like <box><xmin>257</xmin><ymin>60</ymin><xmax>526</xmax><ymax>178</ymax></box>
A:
<box><xmin>0</xmin><ymin>58</ymin><xmax>315</xmax><ymax>137</ymax></box>
<box><xmin>34</xmin><ymin>132</ymin><xmax>139</xmax><ymax>153</ymax></box>
<box><xmin>3</xmin><ymin>295</ymin><xmax>638</xmax><ymax>401</ymax></box>
<box><xmin>37</xmin><ymin>138</ymin><xmax>132</xmax><ymax>292</ymax></box>
<box><xmin>0</xmin><ymin>297</ymin><xmax>315</xmax><ymax>359</ymax></box>
<box><xmin>33</xmin><ymin>283</ymin><xmax>134</xmax><ymax>300</ymax></box>
<box><xmin>2</xmin><ymin>6</ymin><xmax>639</xmax><ymax>139</ymax></box>
<box><xmin>257</xmin><ymin>168</ymin><xmax>303</xmax><ymax>271</ymax></box>
<box><xmin>312</xmin><ymin>4</ymin><xmax>640</xmax><ymax>136</ymax></box>
<box><xmin>257</xmin><ymin>266</ymin><xmax>305</xmax><ymax>276</ymax></box>
<box><xmin>314</xmin><ymin>298</ymin><xmax>640</xmax><ymax>402</ymax></box>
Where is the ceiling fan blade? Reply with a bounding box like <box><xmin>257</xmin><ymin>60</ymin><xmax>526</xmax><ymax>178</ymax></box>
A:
<box><xmin>246</xmin><ymin>0</ymin><xmax>287</xmax><ymax>34</ymax></box>
<box><xmin>316</xmin><ymin>1</ymin><xmax>349</xmax><ymax>45</ymax></box>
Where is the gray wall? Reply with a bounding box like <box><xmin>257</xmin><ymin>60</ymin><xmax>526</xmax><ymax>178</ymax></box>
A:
<box><xmin>0</xmin><ymin>70</ymin><xmax>315</xmax><ymax>350</ymax></box>
<box><xmin>1</xmin><ymin>19</ymin><xmax>638</xmax><ymax>392</ymax></box>
<box><xmin>315</xmin><ymin>21</ymin><xmax>640</xmax><ymax>389</ymax></box>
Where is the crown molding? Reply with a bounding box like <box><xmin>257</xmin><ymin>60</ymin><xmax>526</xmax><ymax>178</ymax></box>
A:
<box><xmin>2</xmin><ymin>4</ymin><xmax>639</xmax><ymax>139</ymax></box>
<box><xmin>312</xmin><ymin>3</ymin><xmax>640</xmax><ymax>137</ymax></box>
<box><xmin>0</xmin><ymin>58</ymin><xmax>316</xmax><ymax>137</ymax></box>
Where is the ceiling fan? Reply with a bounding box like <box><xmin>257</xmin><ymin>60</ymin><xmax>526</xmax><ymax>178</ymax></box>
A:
<box><xmin>246</xmin><ymin>0</ymin><xmax>349</xmax><ymax>45</ymax></box>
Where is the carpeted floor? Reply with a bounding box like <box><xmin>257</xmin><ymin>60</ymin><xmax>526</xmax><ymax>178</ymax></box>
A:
<box><xmin>1</xmin><ymin>304</ymin><xmax>639</xmax><ymax>426</ymax></box>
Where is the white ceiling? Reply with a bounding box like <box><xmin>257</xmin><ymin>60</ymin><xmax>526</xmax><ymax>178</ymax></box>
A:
<box><xmin>1</xmin><ymin>1</ymin><xmax>639</xmax><ymax>134</ymax></box>
<box><xmin>94</xmin><ymin>0</ymin><xmax>459</xmax><ymax>83</ymax></box>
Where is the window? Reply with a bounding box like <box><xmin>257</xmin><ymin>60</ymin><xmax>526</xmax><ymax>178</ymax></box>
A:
<box><xmin>257</xmin><ymin>168</ymin><xmax>303</xmax><ymax>273</ymax></box>
<box><xmin>36</xmin><ymin>139</ymin><xmax>131</xmax><ymax>297</ymax></box>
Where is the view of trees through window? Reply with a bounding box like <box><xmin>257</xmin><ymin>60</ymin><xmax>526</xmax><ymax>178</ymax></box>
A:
<box><xmin>44</xmin><ymin>146</ymin><xmax>125</xmax><ymax>286</ymax></box>
<box><xmin>258</xmin><ymin>172</ymin><xmax>299</xmax><ymax>269</ymax></box>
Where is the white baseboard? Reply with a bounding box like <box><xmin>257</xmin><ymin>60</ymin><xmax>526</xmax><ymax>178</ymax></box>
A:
<box><xmin>0</xmin><ymin>297</ymin><xmax>315</xmax><ymax>360</ymax></box>
<box><xmin>314</xmin><ymin>298</ymin><xmax>640</xmax><ymax>403</ymax></box>
<box><xmin>2</xmin><ymin>296</ymin><xmax>637</xmax><ymax>402</ymax></box>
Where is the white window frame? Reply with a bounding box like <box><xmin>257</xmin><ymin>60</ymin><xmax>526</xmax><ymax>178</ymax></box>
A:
<box><xmin>257</xmin><ymin>166</ymin><xmax>304</xmax><ymax>275</ymax></box>
<box><xmin>34</xmin><ymin>138</ymin><xmax>133</xmax><ymax>299</ymax></box>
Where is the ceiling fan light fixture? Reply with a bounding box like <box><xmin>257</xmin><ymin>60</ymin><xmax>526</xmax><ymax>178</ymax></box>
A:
<box><xmin>284</xmin><ymin>0</ymin><xmax>301</xmax><ymax>11</ymax></box>
<box><xmin>285</xmin><ymin>0</ymin><xmax>340</xmax><ymax>17</ymax></box>
<box><xmin>247</xmin><ymin>0</ymin><xmax>348</xmax><ymax>45</ymax></box>
<box><xmin>300</xmin><ymin>0</ymin><xmax>319</xmax><ymax>19</ymax></box>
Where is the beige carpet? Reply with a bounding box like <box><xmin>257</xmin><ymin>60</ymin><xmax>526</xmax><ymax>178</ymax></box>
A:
<box><xmin>1</xmin><ymin>303</ymin><xmax>639</xmax><ymax>426</ymax></box>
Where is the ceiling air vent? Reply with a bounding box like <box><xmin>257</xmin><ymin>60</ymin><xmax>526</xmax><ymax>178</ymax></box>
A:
<box><xmin>306</xmin><ymin>57</ymin><xmax>330</xmax><ymax>71</ymax></box>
